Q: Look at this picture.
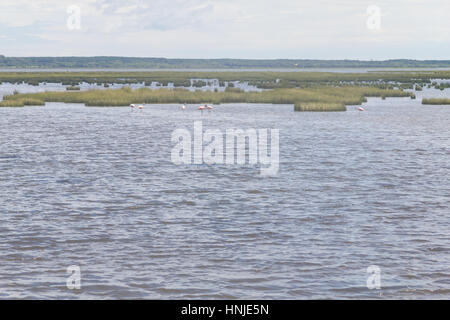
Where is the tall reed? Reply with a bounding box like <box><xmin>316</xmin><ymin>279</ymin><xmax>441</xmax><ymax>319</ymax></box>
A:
<box><xmin>422</xmin><ymin>98</ymin><xmax>450</xmax><ymax>105</ymax></box>
<box><xmin>294</xmin><ymin>102</ymin><xmax>346</xmax><ymax>112</ymax></box>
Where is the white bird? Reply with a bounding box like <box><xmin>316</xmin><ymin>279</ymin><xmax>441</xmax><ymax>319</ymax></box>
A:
<box><xmin>181</xmin><ymin>104</ymin><xmax>186</xmax><ymax>110</ymax></box>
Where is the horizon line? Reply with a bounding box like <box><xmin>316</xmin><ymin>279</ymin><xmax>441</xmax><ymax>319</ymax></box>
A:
<box><xmin>1</xmin><ymin>56</ymin><xmax>450</xmax><ymax>61</ymax></box>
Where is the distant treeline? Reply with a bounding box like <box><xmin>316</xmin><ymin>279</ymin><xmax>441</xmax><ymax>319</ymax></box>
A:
<box><xmin>1</xmin><ymin>56</ymin><xmax>450</xmax><ymax>69</ymax></box>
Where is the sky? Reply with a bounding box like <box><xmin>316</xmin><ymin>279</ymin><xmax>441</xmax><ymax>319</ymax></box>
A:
<box><xmin>0</xmin><ymin>0</ymin><xmax>449</xmax><ymax>59</ymax></box>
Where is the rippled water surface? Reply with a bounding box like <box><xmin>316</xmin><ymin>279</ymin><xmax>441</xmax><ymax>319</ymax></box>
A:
<box><xmin>0</xmin><ymin>94</ymin><xmax>449</xmax><ymax>299</ymax></box>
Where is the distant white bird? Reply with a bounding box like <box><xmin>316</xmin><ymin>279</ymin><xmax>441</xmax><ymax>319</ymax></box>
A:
<box><xmin>137</xmin><ymin>105</ymin><xmax>144</xmax><ymax>110</ymax></box>
<box><xmin>181</xmin><ymin>104</ymin><xmax>186</xmax><ymax>110</ymax></box>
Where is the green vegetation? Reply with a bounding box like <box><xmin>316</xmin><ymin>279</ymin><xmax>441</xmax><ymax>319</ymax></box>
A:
<box><xmin>225</xmin><ymin>87</ymin><xmax>244</xmax><ymax>93</ymax></box>
<box><xmin>3</xmin><ymin>86</ymin><xmax>412</xmax><ymax>108</ymax></box>
<box><xmin>0</xmin><ymin>98</ymin><xmax>44</xmax><ymax>107</ymax></box>
<box><xmin>422</xmin><ymin>98</ymin><xmax>450</xmax><ymax>105</ymax></box>
<box><xmin>1</xmin><ymin>70</ymin><xmax>450</xmax><ymax>89</ymax></box>
<box><xmin>66</xmin><ymin>86</ymin><xmax>81</xmax><ymax>90</ymax></box>
<box><xmin>0</xmin><ymin>100</ymin><xmax>25</xmax><ymax>107</ymax></box>
<box><xmin>294</xmin><ymin>102</ymin><xmax>346</xmax><ymax>112</ymax></box>
<box><xmin>4</xmin><ymin>70</ymin><xmax>447</xmax><ymax>111</ymax></box>
<box><xmin>432</xmin><ymin>82</ymin><xmax>450</xmax><ymax>90</ymax></box>
<box><xmin>192</xmin><ymin>80</ymin><xmax>207</xmax><ymax>87</ymax></box>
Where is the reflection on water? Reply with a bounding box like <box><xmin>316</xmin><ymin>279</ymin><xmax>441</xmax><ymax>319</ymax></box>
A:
<box><xmin>0</xmin><ymin>93</ymin><xmax>449</xmax><ymax>299</ymax></box>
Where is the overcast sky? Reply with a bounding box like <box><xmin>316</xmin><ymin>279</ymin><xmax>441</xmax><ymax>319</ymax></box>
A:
<box><xmin>0</xmin><ymin>0</ymin><xmax>449</xmax><ymax>59</ymax></box>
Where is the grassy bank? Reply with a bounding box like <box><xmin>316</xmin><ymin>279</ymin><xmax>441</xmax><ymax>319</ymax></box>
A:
<box><xmin>2</xmin><ymin>86</ymin><xmax>412</xmax><ymax>108</ymax></box>
<box><xmin>422</xmin><ymin>98</ymin><xmax>450</xmax><ymax>105</ymax></box>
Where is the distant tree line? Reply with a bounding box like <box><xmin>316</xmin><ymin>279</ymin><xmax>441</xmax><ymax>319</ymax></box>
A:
<box><xmin>1</xmin><ymin>55</ymin><xmax>450</xmax><ymax>69</ymax></box>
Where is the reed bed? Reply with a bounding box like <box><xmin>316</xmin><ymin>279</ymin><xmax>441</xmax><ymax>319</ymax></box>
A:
<box><xmin>2</xmin><ymin>86</ymin><xmax>412</xmax><ymax>108</ymax></box>
<box><xmin>0</xmin><ymin>100</ymin><xmax>25</xmax><ymax>107</ymax></box>
<box><xmin>0</xmin><ymin>98</ymin><xmax>44</xmax><ymax>107</ymax></box>
<box><xmin>422</xmin><ymin>98</ymin><xmax>450</xmax><ymax>105</ymax></box>
<box><xmin>294</xmin><ymin>102</ymin><xmax>346</xmax><ymax>112</ymax></box>
<box><xmin>66</xmin><ymin>86</ymin><xmax>81</xmax><ymax>90</ymax></box>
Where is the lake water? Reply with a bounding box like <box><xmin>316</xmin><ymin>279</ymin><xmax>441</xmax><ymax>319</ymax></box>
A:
<box><xmin>0</xmin><ymin>90</ymin><xmax>449</xmax><ymax>299</ymax></box>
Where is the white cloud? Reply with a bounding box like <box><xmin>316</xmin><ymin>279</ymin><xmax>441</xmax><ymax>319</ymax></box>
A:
<box><xmin>0</xmin><ymin>0</ymin><xmax>449</xmax><ymax>59</ymax></box>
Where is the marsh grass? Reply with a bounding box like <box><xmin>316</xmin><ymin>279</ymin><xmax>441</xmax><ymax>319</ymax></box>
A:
<box><xmin>294</xmin><ymin>102</ymin><xmax>346</xmax><ymax>112</ymax></box>
<box><xmin>432</xmin><ymin>82</ymin><xmax>450</xmax><ymax>90</ymax></box>
<box><xmin>66</xmin><ymin>86</ymin><xmax>81</xmax><ymax>91</ymax></box>
<box><xmin>3</xmin><ymin>85</ymin><xmax>412</xmax><ymax>109</ymax></box>
<box><xmin>2</xmin><ymin>71</ymin><xmax>450</xmax><ymax>89</ymax></box>
<box><xmin>0</xmin><ymin>98</ymin><xmax>44</xmax><ymax>107</ymax></box>
<box><xmin>225</xmin><ymin>87</ymin><xmax>244</xmax><ymax>93</ymax></box>
<box><xmin>0</xmin><ymin>100</ymin><xmax>24</xmax><ymax>107</ymax></box>
<box><xmin>422</xmin><ymin>98</ymin><xmax>450</xmax><ymax>105</ymax></box>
